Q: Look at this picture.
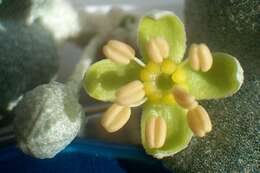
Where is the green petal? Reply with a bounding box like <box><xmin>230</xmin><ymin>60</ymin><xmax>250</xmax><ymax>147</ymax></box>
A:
<box><xmin>138</xmin><ymin>11</ymin><xmax>186</xmax><ymax>63</ymax></box>
<box><xmin>141</xmin><ymin>102</ymin><xmax>193</xmax><ymax>158</ymax></box>
<box><xmin>184</xmin><ymin>52</ymin><xmax>244</xmax><ymax>100</ymax></box>
<box><xmin>83</xmin><ymin>59</ymin><xmax>141</xmax><ymax>101</ymax></box>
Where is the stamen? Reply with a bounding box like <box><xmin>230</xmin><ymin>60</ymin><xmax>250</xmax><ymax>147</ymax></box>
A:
<box><xmin>103</xmin><ymin>40</ymin><xmax>134</xmax><ymax>64</ymax></box>
<box><xmin>172</xmin><ymin>86</ymin><xmax>198</xmax><ymax>109</ymax></box>
<box><xmin>101</xmin><ymin>103</ymin><xmax>131</xmax><ymax>133</ymax></box>
<box><xmin>147</xmin><ymin>37</ymin><xmax>170</xmax><ymax>63</ymax></box>
<box><xmin>129</xmin><ymin>97</ymin><xmax>147</xmax><ymax>107</ymax></box>
<box><xmin>199</xmin><ymin>44</ymin><xmax>213</xmax><ymax>72</ymax></box>
<box><xmin>187</xmin><ymin>105</ymin><xmax>212</xmax><ymax>137</ymax></box>
<box><xmin>145</xmin><ymin>116</ymin><xmax>167</xmax><ymax>149</ymax></box>
<box><xmin>188</xmin><ymin>43</ymin><xmax>213</xmax><ymax>72</ymax></box>
<box><xmin>116</xmin><ymin>80</ymin><xmax>145</xmax><ymax>106</ymax></box>
<box><xmin>103</xmin><ymin>40</ymin><xmax>146</xmax><ymax>67</ymax></box>
<box><xmin>188</xmin><ymin>44</ymin><xmax>200</xmax><ymax>71</ymax></box>
<box><xmin>134</xmin><ymin>57</ymin><xmax>146</xmax><ymax>67</ymax></box>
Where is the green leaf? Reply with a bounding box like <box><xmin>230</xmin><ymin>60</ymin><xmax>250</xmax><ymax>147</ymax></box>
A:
<box><xmin>141</xmin><ymin>102</ymin><xmax>193</xmax><ymax>158</ymax></box>
<box><xmin>83</xmin><ymin>59</ymin><xmax>142</xmax><ymax>102</ymax></box>
<box><xmin>138</xmin><ymin>11</ymin><xmax>186</xmax><ymax>63</ymax></box>
<box><xmin>184</xmin><ymin>52</ymin><xmax>244</xmax><ymax>100</ymax></box>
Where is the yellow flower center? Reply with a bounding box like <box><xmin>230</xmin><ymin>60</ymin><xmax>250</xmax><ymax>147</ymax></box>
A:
<box><xmin>140</xmin><ymin>58</ymin><xmax>188</xmax><ymax>104</ymax></box>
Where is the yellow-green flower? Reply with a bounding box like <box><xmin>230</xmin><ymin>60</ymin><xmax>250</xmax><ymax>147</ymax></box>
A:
<box><xmin>83</xmin><ymin>11</ymin><xmax>244</xmax><ymax>158</ymax></box>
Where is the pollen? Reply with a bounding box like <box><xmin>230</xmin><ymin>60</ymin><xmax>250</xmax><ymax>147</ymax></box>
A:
<box><xmin>161</xmin><ymin>59</ymin><xmax>176</xmax><ymax>74</ymax></box>
<box><xmin>172</xmin><ymin>68</ymin><xmax>186</xmax><ymax>84</ymax></box>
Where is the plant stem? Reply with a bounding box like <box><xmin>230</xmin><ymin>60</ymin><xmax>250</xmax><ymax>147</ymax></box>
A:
<box><xmin>66</xmin><ymin>35</ymin><xmax>104</xmax><ymax>95</ymax></box>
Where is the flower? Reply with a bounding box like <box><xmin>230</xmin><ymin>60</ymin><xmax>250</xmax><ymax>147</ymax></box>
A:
<box><xmin>83</xmin><ymin>11</ymin><xmax>244</xmax><ymax>159</ymax></box>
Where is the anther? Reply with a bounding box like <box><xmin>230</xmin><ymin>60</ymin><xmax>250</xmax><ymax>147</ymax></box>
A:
<box><xmin>172</xmin><ymin>86</ymin><xmax>198</xmax><ymax>109</ymax></box>
<box><xmin>116</xmin><ymin>80</ymin><xmax>145</xmax><ymax>106</ymax></box>
<box><xmin>188</xmin><ymin>43</ymin><xmax>213</xmax><ymax>72</ymax></box>
<box><xmin>101</xmin><ymin>103</ymin><xmax>131</xmax><ymax>133</ymax></box>
<box><xmin>103</xmin><ymin>40</ymin><xmax>145</xmax><ymax>67</ymax></box>
<box><xmin>103</xmin><ymin>40</ymin><xmax>135</xmax><ymax>64</ymax></box>
<box><xmin>187</xmin><ymin>105</ymin><xmax>212</xmax><ymax>137</ymax></box>
<box><xmin>145</xmin><ymin>116</ymin><xmax>167</xmax><ymax>148</ymax></box>
<box><xmin>147</xmin><ymin>37</ymin><xmax>170</xmax><ymax>63</ymax></box>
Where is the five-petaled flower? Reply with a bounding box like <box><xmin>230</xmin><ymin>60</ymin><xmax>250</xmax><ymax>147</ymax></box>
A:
<box><xmin>83</xmin><ymin>11</ymin><xmax>244</xmax><ymax>158</ymax></box>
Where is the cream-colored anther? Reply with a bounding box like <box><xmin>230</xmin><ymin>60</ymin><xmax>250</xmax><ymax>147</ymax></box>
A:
<box><xmin>147</xmin><ymin>37</ymin><xmax>170</xmax><ymax>63</ymax></box>
<box><xmin>116</xmin><ymin>80</ymin><xmax>145</xmax><ymax>106</ymax></box>
<box><xmin>103</xmin><ymin>40</ymin><xmax>135</xmax><ymax>65</ymax></box>
<box><xmin>172</xmin><ymin>86</ymin><xmax>198</xmax><ymax>109</ymax></box>
<box><xmin>198</xmin><ymin>44</ymin><xmax>213</xmax><ymax>72</ymax></box>
<box><xmin>188</xmin><ymin>43</ymin><xmax>213</xmax><ymax>72</ymax></box>
<box><xmin>145</xmin><ymin>116</ymin><xmax>167</xmax><ymax>149</ymax></box>
<box><xmin>188</xmin><ymin>44</ymin><xmax>200</xmax><ymax>71</ymax></box>
<box><xmin>101</xmin><ymin>103</ymin><xmax>131</xmax><ymax>133</ymax></box>
<box><xmin>129</xmin><ymin>97</ymin><xmax>147</xmax><ymax>107</ymax></box>
<box><xmin>187</xmin><ymin>105</ymin><xmax>212</xmax><ymax>137</ymax></box>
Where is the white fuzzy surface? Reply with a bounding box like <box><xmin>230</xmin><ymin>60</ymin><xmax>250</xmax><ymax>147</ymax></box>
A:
<box><xmin>28</xmin><ymin>0</ymin><xmax>80</xmax><ymax>43</ymax></box>
<box><xmin>147</xmin><ymin>10</ymin><xmax>175</xmax><ymax>20</ymax></box>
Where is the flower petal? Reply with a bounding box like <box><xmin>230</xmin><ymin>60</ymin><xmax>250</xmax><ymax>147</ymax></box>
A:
<box><xmin>83</xmin><ymin>59</ymin><xmax>141</xmax><ymax>101</ymax></box>
<box><xmin>141</xmin><ymin>102</ymin><xmax>193</xmax><ymax>158</ymax></box>
<box><xmin>138</xmin><ymin>11</ymin><xmax>186</xmax><ymax>63</ymax></box>
<box><xmin>184</xmin><ymin>52</ymin><xmax>244</xmax><ymax>100</ymax></box>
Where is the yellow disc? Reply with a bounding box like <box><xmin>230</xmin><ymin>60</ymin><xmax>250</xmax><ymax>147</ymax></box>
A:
<box><xmin>140</xmin><ymin>69</ymin><xmax>152</xmax><ymax>81</ymax></box>
<box><xmin>161</xmin><ymin>59</ymin><xmax>176</xmax><ymax>74</ymax></box>
<box><xmin>162</xmin><ymin>93</ymin><xmax>176</xmax><ymax>105</ymax></box>
<box><xmin>143</xmin><ymin>82</ymin><xmax>156</xmax><ymax>95</ymax></box>
<box><xmin>146</xmin><ymin>62</ymin><xmax>160</xmax><ymax>73</ymax></box>
<box><xmin>172</xmin><ymin>68</ymin><xmax>186</xmax><ymax>84</ymax></box>
<box><xmin>149</xmin><ymin>91</ymin><xmax>162</xmax><ymax>102</ymax></box>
